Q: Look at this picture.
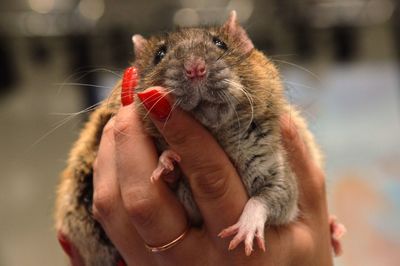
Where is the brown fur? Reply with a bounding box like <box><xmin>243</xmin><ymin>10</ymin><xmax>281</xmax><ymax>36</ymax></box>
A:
<box><xmin>55</xmin><ymin>13</ymin><xmax>322</xmax><ymax>265</ymax></box>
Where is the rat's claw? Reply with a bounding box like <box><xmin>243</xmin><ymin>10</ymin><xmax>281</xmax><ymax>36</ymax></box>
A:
<box><xmin>256</xmin><ymin>231</ymin><xmax>266</xmax><ymax>252</ymax></box>
<box><xmin>329</xmin><ymin>215</ymin><xmax>346</xmax><ymax>257</ymax></box>
<box><xmin>332</xmin><ymin>222</ymin><xmax>346</xmax><ymax>240</ymax></box>
<box><xmin>218</xmin><ymin>224</ymin><xmax>239</xmax><ymax>238</ymax></box>
<box><xmin>244</xmin><ymin>233</ymin><xmax>255</xmax><ymax>256</ymax></box>
<box><xmin>150</xmin><ymin>150</ymin><xmax>181</xmax><ymax>184</ymax></box>
<box><xmin>159</xmin><ymin>150</ymin><xmax>180</xmax><ymax>171</ymax></box>
<box><xmin>150</xmin><ymin>167</ymin><xmax>164</xmax><ymax>183</ymax></box>
<box><xmin>221</xmin><ymin>198</ymin><xmax>268</xmax><ymax>255</ymax></box>
<box><xmin>225</xmin><ymin>225</ymin><xmax>258</xmax><ymax>256</ymax></box>
<box><xmin>245</xmin><ymin>244</ymin><xmax>253</xmax><ymax>256</ymax></box>
<box><xmin>228</xmin><ymin>230</ymin><xmax>245</xmax><ymax>251</ymax></box>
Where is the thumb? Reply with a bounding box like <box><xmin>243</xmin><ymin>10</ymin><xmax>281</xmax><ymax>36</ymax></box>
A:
<box><xmin>279</xmin><ymin>114</ymin><xmax>327</xmax><ymax>215</ymax></box>
<box><xmin>137</xmin><ymin>87</ymin><xmax>248</xmax><ymax>234</ymax></box>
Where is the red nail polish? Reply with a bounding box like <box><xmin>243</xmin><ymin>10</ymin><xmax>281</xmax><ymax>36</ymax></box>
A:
<box><xmin>137</xmin><ymin>88</ymin><xmax>171</xmax><ymax>121</ymax></box>
<box><xmin>117</xmin><ymin>259</ymin><xmax>127</xmax><ymax>266</ymax></box>
<box><xmin>58</xmin><ymin>232</ymin><xmax>85</xmax><ymax>265</ymax></box>
<box><xmin>121</xmin><ymin>66</ymin><xmax>138</xmax><ymax>106</ymax></box>
<box><xmin>57</xmin><ymin>233</ymin><xmax>73</xmax><ymax>257</ymax></box>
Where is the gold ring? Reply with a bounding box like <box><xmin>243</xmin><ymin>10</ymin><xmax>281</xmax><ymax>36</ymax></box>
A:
<box><xmin>145</xmin><ymin>224</ymin><xmax>190</xmax><ymax>253</ymax></box>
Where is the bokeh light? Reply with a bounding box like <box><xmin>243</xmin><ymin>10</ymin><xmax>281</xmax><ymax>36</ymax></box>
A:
<box><xmin>28</xmin><ymin>0</ymin><xmax>55</xmax><ymax>14</ymax></box>
<box><xmin>78</xmin><ymin>0</ymin><xmax>105</xmax><ymax>21</ymax></box>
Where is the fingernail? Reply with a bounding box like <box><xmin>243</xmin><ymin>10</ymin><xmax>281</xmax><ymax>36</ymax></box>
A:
<box><xmin>117</xmin><ymin>259</ymin><xmax>127</xmax><ymax>266</ymax></box>
<box><xmin>58</xmin><ymin>232</ymin><xmax>85</xmax><ymax>265</ymax></box>
<box><xmin>137</xmin><ymin>88</ymin><xmax>171</xmax><ymax>121</ymax></box>
<box><xmin>57</xmin><ymin>232</ymin><xmax>73</xmax><ymax>257</ymax></box>
<box><xmin>121</xmin><ymin>66</ymin><xmax>138</xmax><ymax>106</ymax></box>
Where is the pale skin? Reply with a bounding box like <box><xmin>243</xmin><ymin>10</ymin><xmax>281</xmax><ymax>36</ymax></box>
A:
<box><xmin>65</xmin><ymin>88</ymin><xmax>335</xmax><ymax>265</ymax></box>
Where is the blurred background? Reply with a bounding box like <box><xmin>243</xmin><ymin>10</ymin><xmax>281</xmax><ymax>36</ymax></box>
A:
<box><xmin>0</xmin><ymin>0</ymin><xmax>399</xmax><ymax>265</ymax></box>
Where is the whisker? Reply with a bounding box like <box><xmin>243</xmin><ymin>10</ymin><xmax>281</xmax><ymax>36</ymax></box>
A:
<box><xmin>53</xmin><ymin>83</ymin><xmax>113</xmax><ymax>90</ymax></box>
<box><xmin>49</xmin><ymin>102</ymin><xmax>103</xmax><ymax>117</ymax></box>
<box><xmin>102</xmin><ymin>84</ymin><xmax>122</xmax><ymax>115</ymax></box>
<box><xmin>69</xmin><ymin>67</ymin><xmax>122</xmax><ymax>81</ymax></box>
<box><xmin>132</xmin><ymin>88</ymin><xmax>173</xmax><ymax>112</ymax></box>
<box><xmin>141</xmin><ymin>89</ymin><xmax>176</xmax><ymax>121</ymax></box>
<box><xmin>56</xmin><ymin>67</ymin><xmax>122</xmax><ymax>96</ymax></box>
<box><xmin>268</xmin><ymin>53</ymin><xmax>298</xmax><ymax>59</ymax></box>
<box><xmin>44</xmin><ymin>102</ymin><xmax>104</xmax><ymax>136</ymax></box>
<box><xmin>272</xmin><ymin>59</ymin><xmax>321</xmax><ymax>82</ymax></box>
<box><xmin>219</xmin><ymin>83</ymin><xmax>280</xmax><ymax>168</ymax></box>
<box><xmin>162</xmin><ymin>99</ymin><xmax>181</xmax><ymax>130</ymax></box>
<box><xmin>216</xmin><ymin>48</ymin><xmax>232</xmax><ymax>62</ymax></box>
<box><xmin>28</xmin><ymin>68</ymin><xmax>123</xmax><ymax>151</ymax></box>
<box><xmin>27</xmin><ymin>109</ymin><xmax>90</xmax><ymax>151</ymax></box>
<box><xmin>219</xmin><ymin>90</ymin><xmax>243</xmax><ymax>155</ymax></box>
<box><xmin>222</xmin><ymin>79</ymin><xmax>255</xmax><ymax>134</ymax></box>
<box><xmin>283</xmin><ymin>80</ymin><xmax>318</xmax><ymax>91</ymax></box>
<box><xmin>283</xmin><ymin>80</ymin><xmax>320</xmax><ymax>112</ymax></box>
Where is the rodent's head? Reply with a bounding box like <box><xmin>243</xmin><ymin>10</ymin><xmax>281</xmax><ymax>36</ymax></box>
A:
<box><xmin>133</xmin><ymin>11</ymin><xmax>277</xmax><ymax>129</ymax></box>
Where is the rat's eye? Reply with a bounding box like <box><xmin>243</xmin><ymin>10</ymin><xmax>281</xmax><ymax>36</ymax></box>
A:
<box><xmin>212</xmin><ymin>36</ymin><xmax>228</xmax><ymax>51</ymax></box>
<box><xmin>154</xmin><ymin>45</ymin><xmax>167</xmax><ymax>65</ymax></box>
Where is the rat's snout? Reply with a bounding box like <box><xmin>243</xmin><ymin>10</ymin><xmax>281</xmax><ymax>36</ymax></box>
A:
<box><xmin>184</xmin><ymin>57</ymin><xmax>206</xmax><ymax>79</ymax></box>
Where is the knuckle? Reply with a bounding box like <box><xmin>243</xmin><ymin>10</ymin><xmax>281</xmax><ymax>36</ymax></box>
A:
<box><xmin>92</xmin><ymin>158</ymin><xmax>99</xmax><ymax>172</ymax></box>
<box><xmin>281</xmin><ymin>121</ymin><xmax>299</xmax><ymax>144</ymax></box>
<box><xmin>302</xmin><ymin>169</ymin><xmax>327</xmax><ymax>212</ymax></box>
<box><xmin>92</xmin><ymin>205</ymin><xmax>102</xmax><ymax>222</ymax></box>
<box><xmin>123</xmin><ymin>196</ymin><xmax>158</xmax><ymax>227</ymax></box>
<box><xmin>92</xmin><ymin>190</ymin><xmax>116</xmax><ymax>221</ymax></box>
<box><xmin>99</xmin><ymin>121</ymin><xmax>116</xmax><ymax>147</ymax></box>
<box><xmin>166</xmin><ymin>129</ymin><xmax>190</xmax><ymax>147</ymax></box>
<box><xmin>312</xmin><ymin>170</ymin><xmax>327</xmax><ymax>197</ymax></box>
<box><xmin>113</xmin><ymin>119</ymin><xmax>131</xmax><ymax>141</ymax></box>
<box><xmin>191</xmin><ymin>165</ymin><xmax>231</xmax><ymax>201</ymax></box>
<box><xmin>102</xmin><ymin>119</ymin><xmax>115</xmax><ymax>136</ymax></box>
<box><xmin>165</xmin><ymin>124</ymin><xmax>205</xmax><ymax>147</ymax></box>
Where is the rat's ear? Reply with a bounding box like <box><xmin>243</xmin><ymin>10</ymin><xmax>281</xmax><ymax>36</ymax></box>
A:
<box><xmin>132</xmin><ymin>34</ymin><xmax>147</xmax><ymax>58</ymax></box>
<box><xmin>222</xmin><ymin>10</ymin><xmax>254</xmax><ymax>53</ymax></box>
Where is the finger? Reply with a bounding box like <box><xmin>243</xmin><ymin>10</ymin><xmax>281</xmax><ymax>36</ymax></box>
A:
<box><xmin>57</xmin><ymin>232</ymin><xmax>85</xmax><ymax>266</ymax></box>
<box><xmin>92</xmin><ymin>118</ymin><xmax>152</xmax><ymax>264</ymax></box>
<box><xmin>113</xmin><ymin>102</ymin><xmax>188</xmax><ymax>248</ymax></box>
<box><xmin>279</xmin><ymin>113</ymin><xmax>327</xmax><ymax>214</ymax></box>
<box><xmin>137</xmin><ymin>87</ymin><xmax>248</xmax><ymax>235</ymax></box>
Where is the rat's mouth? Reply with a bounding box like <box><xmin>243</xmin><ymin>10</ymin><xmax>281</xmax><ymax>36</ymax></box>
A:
<box><xmin>187</xmin><ymin>92</ymin><xmax>235</xmax><ymax>129</ymax></box>
<box><xmin>163</xmin><ymin>61</ymin><xmax>234</xmax><ymax>111</ymax></box>
<box><xmin>174</xmin><ymin>86</ymin><xmax>203</xmax><ymax>111</ymax></box>
<box><xmin>179</xmin><ymin>79</ymin><xmax>234</xmax><ymax>108</ymax></box>
<box><xmin>163</xmin><ymin>74</ymin><xmax>237</xmax><ymax>129</ymax></box>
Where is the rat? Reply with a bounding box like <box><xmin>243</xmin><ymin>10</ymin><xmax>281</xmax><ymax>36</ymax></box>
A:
<box><xmin>55</xmin><ymin>11</ymin><xmax>344</xmax><ymax>265</ymax></box>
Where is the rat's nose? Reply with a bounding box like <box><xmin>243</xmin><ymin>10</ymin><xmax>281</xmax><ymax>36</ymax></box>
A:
<box><xmin>184</xmin><ymin>58</ymin><xmax>206</xmax><ymax>79</ymax></box>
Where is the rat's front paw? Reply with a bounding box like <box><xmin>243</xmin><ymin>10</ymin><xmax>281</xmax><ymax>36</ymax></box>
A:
<box><xmin>150</xmin><ymin>150</ymin><xmax>181</xmax><ymax>184</ymax></box>
<box><xmin>329</xmin><ymin>215</ymin><xmax>346</xmax><ymax>257</ymax></box>
<box><xmin>218</xmin><ymin>198</ymin><xmax>267</xmax><ymax>256</ymax></box>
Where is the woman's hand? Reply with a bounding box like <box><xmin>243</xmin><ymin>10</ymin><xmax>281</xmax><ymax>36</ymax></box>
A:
<box><xmin>89</xmin><ymin>85</ymin><xmax>334</xmax><ymax>266</ymax></box>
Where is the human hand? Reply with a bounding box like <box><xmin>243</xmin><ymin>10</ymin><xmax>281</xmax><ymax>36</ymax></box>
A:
<box><xmin>88</xmin><ymin>83</ymin><xmax>334</xmax><ymax>266</ymax></box>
